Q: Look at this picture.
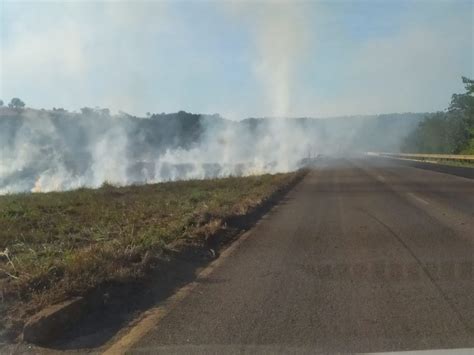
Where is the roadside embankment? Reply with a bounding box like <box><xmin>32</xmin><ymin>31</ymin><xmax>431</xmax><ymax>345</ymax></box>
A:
<box><xmin>0</xmin><ymin>171</ymin><xmax>306</xmax><ymax>345</ymax></box>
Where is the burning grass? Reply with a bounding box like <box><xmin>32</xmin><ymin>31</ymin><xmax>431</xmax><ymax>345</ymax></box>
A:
<box><xmin>0</xmin><ymin>172</ymin><xmax>301</xmax><ymax>339</ymax></box>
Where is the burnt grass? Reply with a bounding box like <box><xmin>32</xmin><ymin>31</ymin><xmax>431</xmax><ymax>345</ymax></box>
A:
<box><xmin>0</xmin><ymin>171</ymin><xmax>305</xmax><ymax>347</ymax></box>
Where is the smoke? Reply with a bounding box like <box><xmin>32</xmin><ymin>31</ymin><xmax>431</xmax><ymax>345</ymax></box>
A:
<box><xmin>0</xmin><ymin>2</ymin><xmax>431</xmax><ymax>195</ymax></box>
<box><xmin>0</xmin><ymin>107</ymin><xmax>423</xmax><ymax>195</ymax></box>
<box><xmin>0</xmin><ymin>109</ymin><xmax>132</xmax><ymax>193</ymax></box>
<box><xmin>0</xmin><ymin>3</ymin><xmax>324</xmax><ymax>194</ymax></box>
<box><xmin>211</xmin><ymin>2</ymin><xmax>312</xmax><ymax>172</ymax></box>
<box><xmin>224</xmin><ymin>2</ymin><xmax>310</xmax><ymax>118</ymax></box>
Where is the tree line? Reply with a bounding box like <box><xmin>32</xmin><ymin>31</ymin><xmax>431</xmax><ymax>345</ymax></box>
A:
<box><xmin>5</xmin><ymin>82</ymin><xmax>472</xmax><ymax>156</ymax></box>
<box><xmin>402</xmin><ymin>77</ymin><xmax>474</xmax><ymax>154</ymax></box>
<box><xmin>0</xmin><ymin>98</ymin><xmax>26</xmax><ymax>110</ymax></box>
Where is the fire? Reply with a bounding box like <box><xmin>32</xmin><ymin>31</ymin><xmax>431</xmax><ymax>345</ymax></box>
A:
<box><xmin>31</xmin><ymin>178</ymin><xmax>42</xmax><ymax>193</ymax></box>
<box><xmin>31</xmin><ymin>175</ymin><xmax>63</xmax><ymax>193</ymax></box>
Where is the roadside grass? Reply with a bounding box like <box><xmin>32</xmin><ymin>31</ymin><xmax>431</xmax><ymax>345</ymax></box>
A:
<box><xmin>460</xmin><ymin>133</ymin><xmax>474</xmax><ymax>155</ymax></box>
<box><xmin>0</xmin><ymin>172</ymin><xmax>300</xmax><ymax>337</ymax></box>
<box><xmin>419</xmin><ymin>157</ymin><xmax>474</xmax><ymax>168</ymax></box>
<box><xmin>441</xmin><ymin>130</ymin><xmax>474</xmax><ymax>165</ymax></box>
<box><xmin>431</xmin><ymin>159</ymin><xmax>474</xmax><ymax>168</ymax></box>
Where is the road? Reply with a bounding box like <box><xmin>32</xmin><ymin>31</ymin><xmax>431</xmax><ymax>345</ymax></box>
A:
<box><xmin>126</xmin><ymin>157</ymin><xmax>474</xmax><ymax>353</ymax></box>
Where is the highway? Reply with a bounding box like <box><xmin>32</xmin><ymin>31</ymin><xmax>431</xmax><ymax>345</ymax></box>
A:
<box><xmin>122</xmin><ymin>158</ymin><xmax>474</xmax><ymax>353</ymax></box>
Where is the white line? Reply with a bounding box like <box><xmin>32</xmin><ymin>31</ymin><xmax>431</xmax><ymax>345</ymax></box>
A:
<box><xmin>369</xmin><ymin>348</ymin><xmax>474</xmax><ymax>355</ymax></box>
<box><xmin>407</xmin><ymin>192</ymin><xmax>430</xmax><ymax>205</ymax></box>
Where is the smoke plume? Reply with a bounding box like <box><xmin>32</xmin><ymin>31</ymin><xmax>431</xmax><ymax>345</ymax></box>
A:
<box><xmin>0</xmin><ymin>107</ymin><xmax>423</xmax><ymax>194</ymax></box>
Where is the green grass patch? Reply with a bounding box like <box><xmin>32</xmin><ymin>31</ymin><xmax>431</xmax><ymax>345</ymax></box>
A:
<box><xmin>432</xmin><ymin>159</ymin><xmax>474</xmax><ymax>168</ymax></box>
<box><xmin>460</xmin><ymin>132</ymin><xmax>474</xmax><ymax>155</ymax></box>
<box><xmin>419</xmin><ymin>157</ymin><xmax>474</xmax><ymax>168</ymax></box>
<box><xmin>0</xmin><ymin>172</ymin><xmax>300</xmax><ymax>335</ymax></box>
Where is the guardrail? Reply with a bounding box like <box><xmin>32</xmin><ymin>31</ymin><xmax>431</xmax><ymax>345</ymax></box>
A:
<box><xmin>366</xmin><ymin>152</ymin><xmax>474</xmax><ymax>179</ymax></box>
<box><xmin>367</xmin><ymin>152</ymin><xmax>474</xmax><ymax>162</ymax></box>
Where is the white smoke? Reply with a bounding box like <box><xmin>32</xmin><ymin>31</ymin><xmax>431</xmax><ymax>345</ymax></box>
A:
<box><xmin>0</xmin><ymin>106</ymin><xmax>422</xmax><ymax>194</ymax></box>
<box><xmin>0</xmin><ymin>110</ymin><xmax>306</xmax><ymax>194</ymax></box>
<box><xmin>254</xmin><ymin>5</ymin><xmax>309</xmax><ymax>118</ymax></box>
<box><xmin>217</xmin><ymin>2</ymin><xmax>312</xmax><ymax>172</ymax></box>
<box><xmin>0</xmin><ymin>2</ymin><xmax>424</xmax><ymax>194</ymax></box>
<box><xmin>223</xmin><ymin>2</ymin><xmax>310</xmax><ymax>118</ymax></box>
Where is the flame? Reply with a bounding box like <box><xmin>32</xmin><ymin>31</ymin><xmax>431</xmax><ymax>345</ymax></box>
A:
<box><xmin>31</xmin><ymin>174</ymin><xmax>63</xmax><ymax>193</ymax></box>
<box><xmin>31</xmin><ymin>178</ymin><xmax>42</xmax><ymax>193</ymax></box>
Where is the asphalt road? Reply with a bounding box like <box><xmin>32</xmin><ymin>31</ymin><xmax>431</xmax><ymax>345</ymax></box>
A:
<box><xmin>130</xmin><ymin>158</ymin><xmax>474</xmax><ymax>353</ymax></box>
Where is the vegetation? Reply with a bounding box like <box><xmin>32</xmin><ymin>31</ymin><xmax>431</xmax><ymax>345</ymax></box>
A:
<box><xmin>7</xmin><ymin>98</ymin><xmax>25</xmax><ymax>110</ymax></box>
<box><xmin>0</xmin><ymin>172</ymin><xmax>300</xmax><ymax>336</ymax></box>
<box><xmin>403</xmin><ymin>77</ymin><xmax>474</xmax><ymax>154</ymax></box>
<box><xmin>0</xmin><ymin>105</ymin><xmax>427</xmax><ymax>194</ymax></box>
<box><xmin>427</xmin><ymin>159</ymin><xmax>474</xmax><ymax>168</ymax></box>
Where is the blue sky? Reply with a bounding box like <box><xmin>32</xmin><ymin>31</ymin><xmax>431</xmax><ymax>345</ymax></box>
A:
<box><xmin>0</xmin><ymin>0</ymin><xmax>473</xmax><ymax>119</ymax></box>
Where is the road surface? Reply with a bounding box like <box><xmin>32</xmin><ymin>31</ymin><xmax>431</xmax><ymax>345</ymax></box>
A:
<box><xmin>127</xmin><ymin>158</ymin><xmax>474</xmax><ymax>353</ymax></box>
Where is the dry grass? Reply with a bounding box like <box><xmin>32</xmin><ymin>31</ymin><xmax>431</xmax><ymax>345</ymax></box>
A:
<box><xmin>0</xmin><ymin>172</ymin><xmax>300</xmax><ymax>337</ymax></box>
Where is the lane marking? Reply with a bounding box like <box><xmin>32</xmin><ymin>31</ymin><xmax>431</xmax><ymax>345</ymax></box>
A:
<box><xmin>102</xmin><ymin>226</ymin><xmax>257</xmax><ymax>354</ymax></box>
<box><xmin>369</xmin><ymin>348</ymin><xmax>474</xmax><ymax>354</ymax></box>
<box><xmin>407</xmin><ymin>192</ymin><xmax>430</xmax><ymax>205</ymax></box>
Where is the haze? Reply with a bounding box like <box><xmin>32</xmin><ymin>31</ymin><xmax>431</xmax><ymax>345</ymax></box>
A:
<box><xmin>1</xmin><ymin>0</ymin><xmax>472</xmax><ymax>119</ymax></box>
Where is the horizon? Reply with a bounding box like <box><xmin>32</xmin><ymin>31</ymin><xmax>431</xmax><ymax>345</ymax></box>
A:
<box><xmin>0</xmin><ymin>102</ymin><xmax>430</xmax><ymax>121</ymax></box>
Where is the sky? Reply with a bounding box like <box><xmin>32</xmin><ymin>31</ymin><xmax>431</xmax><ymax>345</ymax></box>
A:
<box><xmin>0</xmin><ymin>0</ymin><xmax>473</xmax><ymax>119</ymax></box>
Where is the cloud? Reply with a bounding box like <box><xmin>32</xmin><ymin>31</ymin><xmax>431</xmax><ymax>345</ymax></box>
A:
<box><xmin>1</xmin><ymin>1</ymin><xmax>170</xmax><ymax>113</ymax></box>
<box><xmin>294</xmin><ymin>2</ymin><xmax>473</xmax><ymax>117</ymax></box>
<box><xmin>347</xmin><ymin>16</ymin><xmax>472</xmax><ymax>113</ymax></box>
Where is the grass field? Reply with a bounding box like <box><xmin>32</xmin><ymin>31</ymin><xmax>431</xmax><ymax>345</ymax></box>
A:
<box><xmin>0</xmin><ymin>172</ymin><xmax>301</xmax><ymax>338</ymax></box>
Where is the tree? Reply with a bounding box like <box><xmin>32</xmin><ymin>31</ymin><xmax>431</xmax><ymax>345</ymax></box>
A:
<box><xmin>449</xmin><ymin>76</ymin><xmax>474</xmax><ymax>126</ymax></box>
<box><xmin>462</xmin><ymin>76</ymin><xmax>474</xmax><ymax>95</ymax></box>
<box><xmin>8</xmin><ymin>97</ymin><xmax>25</xmax><ymax>110</ymax></box>
<box><xmin>80</xmin><ymin>107</ymin><xmax>94</xmax><ymax>115</ymax></box>
<box><xmin>0</xmin><ymin>99</ymin><xmax>3</xmax><ymax>107</ymax></box>
<box><xmin>402</xmin><ymin>112</ymin><xmax>469</xmax><ymax>154</ymax></box>
<box><xmin>403</xmin><ymin>77</ymin><xmax>474</xmax><ymax>154</ymax></box>
<box><xmin>99</xmin><ymin>108</ymin><xmax>110</xmax><ymax>116</ymax></box>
